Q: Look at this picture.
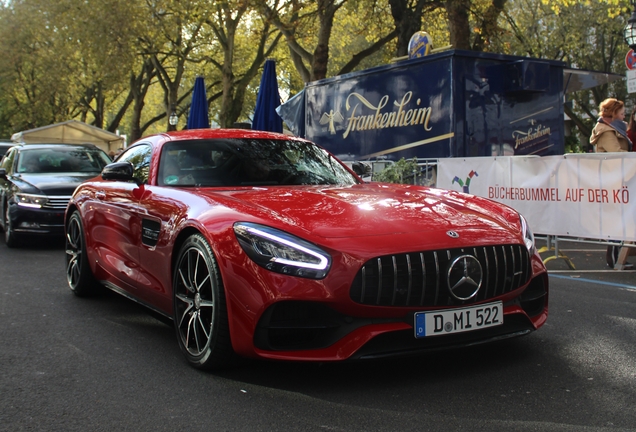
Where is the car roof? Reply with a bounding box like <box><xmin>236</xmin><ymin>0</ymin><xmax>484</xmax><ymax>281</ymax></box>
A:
<box><xmin>152</xmin><ymin>128</ymin><xmax>303</xmax><ymax>143</ymax></box>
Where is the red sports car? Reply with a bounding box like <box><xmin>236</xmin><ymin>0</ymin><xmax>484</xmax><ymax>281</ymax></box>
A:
<box><xmin>64</xmin><ymin>129</ymin><xmax>548</xmax><ymax>369</ymax></box>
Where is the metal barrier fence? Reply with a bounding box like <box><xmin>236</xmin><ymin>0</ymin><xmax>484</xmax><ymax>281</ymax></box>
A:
<box><xmin>536</xmin><ymin>235</ymin><xmax>636</xmax><ymax>270</ymax></box>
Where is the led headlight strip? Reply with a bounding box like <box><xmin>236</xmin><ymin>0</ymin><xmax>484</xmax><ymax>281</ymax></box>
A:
<box><xmin>15</xmin><ymin>193</ymin><xmax>48</xmax><ymax>209</ymax></box>
<box><xmin>233</xmin><ymin>222</ymin><xmax>331</xmax><ymax>279</ymax></box>
<box><xmin>520</xmin><ymin>214</ymin><xmax>536</xmax><ymax>254</ymax></box>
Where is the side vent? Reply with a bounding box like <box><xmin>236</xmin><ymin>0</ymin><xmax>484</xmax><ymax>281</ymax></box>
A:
<box><xmin>141</xmin><ymin>219</ymin><xmax>161</xmax><ymax>247</ymax></box>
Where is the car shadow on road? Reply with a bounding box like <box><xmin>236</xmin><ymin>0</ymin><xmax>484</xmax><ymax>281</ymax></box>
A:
<box><xmin>88</xmin><ymin>285</ymin><xmax>544</xmax><ymax>393</ymax></box>
<box><xmin>0</xmin><ymin>235</ymin><xmax>66</xmax><ymax>250</ymax></box>
<box><xmin>215</xmin><ymin>336</ymin><xmax>542</xmax><ymax>392</ymax></box>
<box><xmin>77</xmin><ymin>283</ymin><xmax>545</xmax><ymax>392</ymax></box>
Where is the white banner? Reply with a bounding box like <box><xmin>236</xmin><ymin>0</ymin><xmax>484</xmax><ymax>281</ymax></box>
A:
<box><xmin>628</xmin><ymin>69</ymin><xmax>636</xmax><ymax>94</ymax></box>
<box><xmin>437</xmin><ymin>154</ymin><xmax>636</xmax><ymax>241</ymax></box>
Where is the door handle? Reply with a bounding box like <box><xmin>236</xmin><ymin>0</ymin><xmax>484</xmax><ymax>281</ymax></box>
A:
<box><xmin>95</xmin><ymin>191</ymin><xmax>106</xmax><ymax>200</ymax></box>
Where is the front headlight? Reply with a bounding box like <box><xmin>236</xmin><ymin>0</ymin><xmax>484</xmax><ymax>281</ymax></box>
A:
<box><xmin>520</xmin><ymin>214</ymin><xmax>535</xmax><ymax>254</ymax></box>
<box><xmin>15</xmin><ymin>193</ymin><xmax>49</xmax><ymax>209</ymax></box>
<box><xmin>233</xmin><ymin>222</ymin><xmax>331</xmax><ymax>279</ymax></box>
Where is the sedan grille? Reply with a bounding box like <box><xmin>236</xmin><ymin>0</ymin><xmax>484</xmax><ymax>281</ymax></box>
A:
<box><xmin>350</xmin><ymin>245</ymin><xmax>531</xmax><ymax>307</ymax></box>
<box><xmin>43</xmin><ymin>196</ymin><xmax>72</xmax><ymax>210</ymax></box>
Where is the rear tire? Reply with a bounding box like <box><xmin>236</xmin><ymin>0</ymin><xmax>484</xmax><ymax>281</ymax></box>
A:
<box><xmin>173</xmin><ymin>234</ymin><xmax>234</xmax><ymax>369</ymax></box>
<box><xmin>65</xmin><ymin>211</ymin><xmax>98</xmax><ymax>296</ymax></box>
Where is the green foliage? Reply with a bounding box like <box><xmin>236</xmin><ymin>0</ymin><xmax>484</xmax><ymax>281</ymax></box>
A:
<box><xmin>373</xmin><ymin>158</ymin><xmax>421</xmax><ymax>184</ymax></box>
<box><xmin>564</xmin><ymin>133</ymin><xmax>584</xmax><ymax>153</ymax></box>
<box><xmin>0</xmin><ymin>0</ymin><xmax>142</xmax><ymax>134</ymax></box>
<box><xmin>328</xmin><ymin>0</ymin><xmax>396</xmax><ymax>73</ymax></box>
<box><xmin>0</xmin><ymin>0</ymin><xmax>625</xmax><ymax>146</ymax></box>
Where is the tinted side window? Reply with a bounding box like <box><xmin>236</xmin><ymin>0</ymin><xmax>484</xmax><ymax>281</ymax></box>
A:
<box><xmin>0</xmin><ymin>144</ymin><xmax>13</xmax><ymax>158</ymax></box>
<box><xmin>1</xmin><ymin>148</ymin><xmax>16</xmax><ymax>172</ymax></box>
<box><xmin>118</xmin><ymin>144</ymin><xmax>152</xmax><ymax>184</ymax></box>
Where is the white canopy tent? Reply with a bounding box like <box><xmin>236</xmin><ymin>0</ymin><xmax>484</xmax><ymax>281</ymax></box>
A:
<box><xmin>11</xmin><ymin>120</ymin><xmax>125</xmax><ymax>153</ymax></box>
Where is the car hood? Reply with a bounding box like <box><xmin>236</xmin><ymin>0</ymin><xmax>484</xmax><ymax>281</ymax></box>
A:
<box><xmin>12</xmin><ymin>173</ymin><xmax>100</xmax><ymax>195</ymax></box>
<box><xmin>205</xmin><ymin>183</ymin><xmax>520</xmax><ymax>240</ymax></box>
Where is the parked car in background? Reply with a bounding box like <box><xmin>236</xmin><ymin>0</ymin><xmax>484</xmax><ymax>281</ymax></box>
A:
<box><xmin>0</xmin><ymin>143</ymin><xmax>111</xmax><ymax>247</ymax></box>
<box><xmin>65</xmin><ymin>129</ymin><xmax>549</xmax><ymax>370</ymax></box>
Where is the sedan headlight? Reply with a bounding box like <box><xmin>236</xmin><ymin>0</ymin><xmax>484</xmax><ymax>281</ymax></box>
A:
<box><xmin>15</xmin><ymin>193</ymin><xmax>49</xmax><ymax>209</ymax></box>
<box><xmin>233</xmin><ymin>222</ymin><xmax>331</xmax><ymax>279</ymax></box>
<box><xmin>520</xmin><ymin>214</ymin><xmax>535</xmax><ymax>254</ymax></box>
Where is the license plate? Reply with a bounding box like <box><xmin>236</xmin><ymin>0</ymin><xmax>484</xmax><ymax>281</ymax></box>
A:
<box><xmin>414</xmin><ymin>301</ymin><xmax>503</xmax><ymax>338</ymax></box>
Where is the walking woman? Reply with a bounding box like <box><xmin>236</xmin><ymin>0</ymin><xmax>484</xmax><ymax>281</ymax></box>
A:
<box><xmin>590</xmin><ymin>98</ymin><xmax>633</xmax><ymax>268</ymax></box>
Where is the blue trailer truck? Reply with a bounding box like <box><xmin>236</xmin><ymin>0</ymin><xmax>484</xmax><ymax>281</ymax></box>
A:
<box><xmin>278</xmin><ymin>49</ymin><xmax>618</xmax><ymax>161</ymax></box>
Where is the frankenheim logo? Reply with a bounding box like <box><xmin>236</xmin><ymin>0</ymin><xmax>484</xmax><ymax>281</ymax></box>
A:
<box><xmin>319</xmin><ymin>91</ymin><xmax>433</xmax><ymax>138</ymax></box>
<box><xmin>319</xmin><ymin>110</ymin><xmax>345</xmax><ymax>134</ymax></box>
<box><xmin>509</xmin><ymin>108</ymin><xmax>554</xmax><ymax>154</ymax></box>
<box><xmin>512</xmin><ymin>118</ymin><xmax>551</xmax><ymax>150</ymax></box>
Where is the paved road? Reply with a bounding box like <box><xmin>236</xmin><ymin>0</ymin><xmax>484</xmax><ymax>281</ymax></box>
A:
<box><xmin>1</xmin><ymin>238</ymin><xmax>635</xmax><ymax>431</ymax></box>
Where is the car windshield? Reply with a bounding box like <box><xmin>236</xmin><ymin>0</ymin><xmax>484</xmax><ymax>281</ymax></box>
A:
<box><xmin>17</xmin><ymin>147</ymin><xmax>111</xmax><ymax>174</ymax></box>
<box><xmin>158</xmin><ymin>138</ymin><xmax>359</xmax><ymax>187</ymax></box>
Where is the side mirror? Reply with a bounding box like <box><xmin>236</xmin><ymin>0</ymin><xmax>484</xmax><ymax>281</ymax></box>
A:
<box><xmin>101</xmin><ymin>162</ymin><xmax>136</xmax><ymax>183</ymax></box>
<box><xmin>0</xmin><ymin>167</ymin><xmax>7</xmax><ymax>180</ymax></box>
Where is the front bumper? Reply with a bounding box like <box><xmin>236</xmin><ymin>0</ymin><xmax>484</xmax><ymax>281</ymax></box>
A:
<box><xmin>221</xmin><ymin>234</ymin><xmax>549</xmax><ymax>362</ymax></box>
<box><xmin>251</xmin><ymin>273</ymin><xmax>547</xmax><ymax>361</ymax></box>
<box><xmin>8</xmin><ymin>201</ymin><xmax>67</xmax><ymax>236</ymax></box>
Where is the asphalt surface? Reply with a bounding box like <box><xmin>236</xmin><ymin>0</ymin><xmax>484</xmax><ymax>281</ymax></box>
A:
<box><xmin>1</xmin><ymin>236</ymin><xmax>635</xmax><ymax>431</ymax></box>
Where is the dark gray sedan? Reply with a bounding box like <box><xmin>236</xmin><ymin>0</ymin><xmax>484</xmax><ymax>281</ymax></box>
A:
<box><xmin>0</xmin><ymin>143</ymin><xmax>111</xmax><ymax>247</ymax></box>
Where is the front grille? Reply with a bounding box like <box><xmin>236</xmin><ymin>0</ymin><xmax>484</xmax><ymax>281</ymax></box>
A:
<box><xmin>43</xmin><ymin>196</ymin><xmax>72</xmax><ymax>210</ymax></box>
<box><xmin>350</xmin><ymin>245</ymin><xmax>531</xmax><ymax>307</ymax></box>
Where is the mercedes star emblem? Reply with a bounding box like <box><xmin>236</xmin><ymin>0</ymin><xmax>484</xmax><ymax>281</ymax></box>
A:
<box><xmin>447</xmin><ymin>255</ymin><xmax>483</xmax><ymax>301</ymax></box>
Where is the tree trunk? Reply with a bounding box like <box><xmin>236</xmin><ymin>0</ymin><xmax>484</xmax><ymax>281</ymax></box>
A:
<box><xmin>446</xmin><ymin>0</ymin><xmax>471</xmax><ymax>50</ymax></box>
<box><xmin>219</xmin><ymin>19</ymin><xmax>237</xmax><ymax>129</ymax></box>
<box><xmin>128</xmin><ymin>60</ymin><xmax>155</xmax><ymax>142</ymax></box>
<box><xmin>94</xmin><ymin>82</ymin><xmax>104</xmax><ymax>129</ymax></box>
<box><xmin>472</xmin><ymin>0</ymin><xmax>507</xmax><ymax>52</ymax></box>
<box><xmin>311</xmin><ymin>0</ymin><xmax>340</xmax><ymax>81</ymax></box>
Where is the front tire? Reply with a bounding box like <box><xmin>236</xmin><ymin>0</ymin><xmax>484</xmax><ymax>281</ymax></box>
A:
<box><xmin>173</xmin><ymin>234</ymin><xmax>234</xmax><ymax>369</ymax></box>
<box><xmin>65</xmin><ymin>211</ymin><xmax>98</xmax><ymax>296</ymax></box>
<box><xmin>4</xmin><ymin>203</ymin><xmax>20</xmax><ymax>248</ymax></box>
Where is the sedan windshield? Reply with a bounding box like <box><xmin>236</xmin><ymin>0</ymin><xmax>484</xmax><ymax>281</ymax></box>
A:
<box><xmin>17</xmin><ymin>148</ymin><xmax>111</xmax><ymax>174</ymax></box>
<box><xmin>159</xmin><ymin>138</ymin><xmax>359</xmax><ymax>187</ymax></box>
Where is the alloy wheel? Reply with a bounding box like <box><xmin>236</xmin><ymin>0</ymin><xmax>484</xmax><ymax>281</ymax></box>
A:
<box><xmin>174</xmin><ymin>245</ymin><xmax>217</xmax><ymax>357</ymax></box>
<box><xmin>63</xmin><ymin>212</ymin><xmax>97</xmax><ymax>296</ymax></box>
<box><xmin>65</xmin><ymin>215</ymin><xmax>82</xmax><ymax>289</ymax></box>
